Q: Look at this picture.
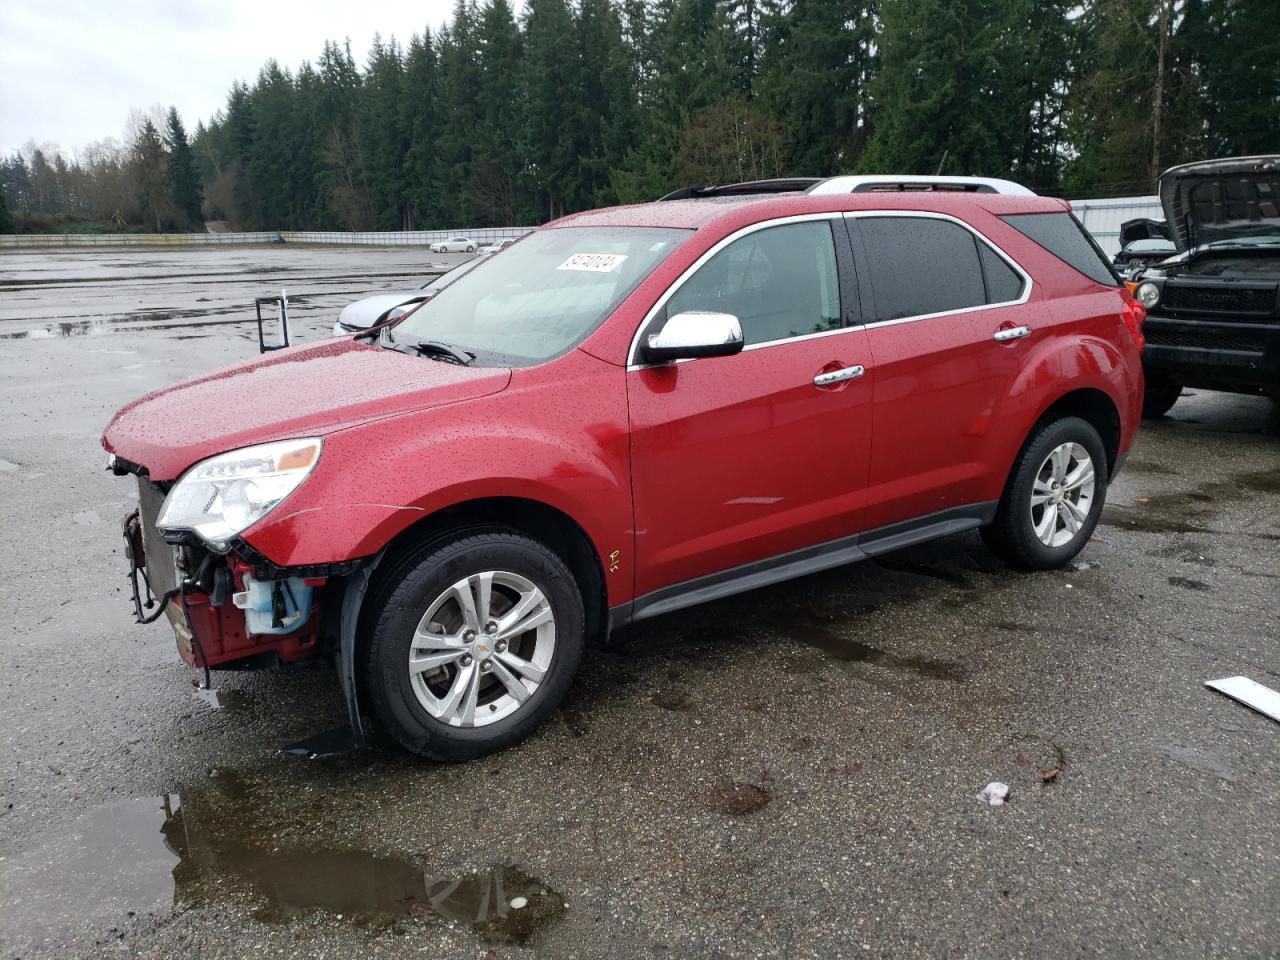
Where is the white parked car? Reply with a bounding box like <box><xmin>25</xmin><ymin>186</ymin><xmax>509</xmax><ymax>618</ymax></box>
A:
<box><xmin>430</xmin><ymin>236</ymin><xmax>478</xmax><ymax>253</ymax></box>
<box><xmin>332</xmin><ymin>255</ymin><xmax>489</xmax><ymax>335</ymax></box>
<box><xmin>480</xmin><ymin>238</ymin><xmax>518</xmax><ymax>253</ymax></box>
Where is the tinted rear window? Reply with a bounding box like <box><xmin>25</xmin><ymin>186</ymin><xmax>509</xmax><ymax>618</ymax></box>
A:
<box><xmin>1000</xmin><ymin>213</ymin><xmax>1119</xmax><ymax>286</ymax></box>
<box><xmin>859</xmin><ymin>217</ymin><xmax>986</xmax><ymax>321</ymax></box>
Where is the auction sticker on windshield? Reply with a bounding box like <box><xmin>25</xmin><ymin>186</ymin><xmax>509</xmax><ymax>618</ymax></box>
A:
<box><xmin>557</xmin><ymin>253</ymin><xmax>628</xmax><ymax>273</ymax></box>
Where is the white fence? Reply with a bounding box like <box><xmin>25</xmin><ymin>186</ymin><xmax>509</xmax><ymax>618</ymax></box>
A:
<box><xmin>0</xmin><ymin>196</ymin><xmax>1162</xmax><ymax>255</ymax></box>
<box><xmin>1069</xmin><ymin>196</ymin><xmax>1164</xmax><ymax>256</ymax></box>
<box><xmin>0</xmin><ymin>227</ymin><xmax>533</xmax><ymax>249</ymax></box>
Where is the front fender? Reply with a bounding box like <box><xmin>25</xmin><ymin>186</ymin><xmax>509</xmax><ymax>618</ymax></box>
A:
<box><xmin>241</xmin><ymin>353</ymin><xmax>634</xmax><ymax>597</ymax></box>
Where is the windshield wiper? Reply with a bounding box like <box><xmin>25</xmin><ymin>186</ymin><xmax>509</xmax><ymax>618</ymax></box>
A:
<box><xmin>375</xmin><ymin>326</ymin><xmax>474</xmax><ymax>364</ymax></box>
<box><xmin>407</xmin><ymin>339</ymin><xmax>476</xmax><ymax>365</ymax></box>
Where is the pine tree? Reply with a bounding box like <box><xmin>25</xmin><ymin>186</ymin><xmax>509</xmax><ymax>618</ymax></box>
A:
<box><xmin>402</xmin><ymin>29</ymin><xmax>443</xmax><ymax>228</ymax></box>
<box><xmin>318</xmin><ymin>40</ymin><xmax>372</xmax><ymax>229</ymax></box>
<box><xmin>757</xmin><ymin>0</ymin><xmax>878</xmax><ymax>175</ymax></box>
<box><xmin>0</xmin><ymin>187</ymin><xmax>14</xmax><ymax>233</ymax></box>
<box><xmin>861</xmin><ymin>0</ymin><xmax>1054</xmax><ymax>181</ymax></box>
<box><xmin>247</xmin><ymin>61</ymin><xmax>298</xmax><ymax>230</ymax></box>
<box><xmin>577</xmin><ymin>0</ymin><xmax>635</xmax><ymax>206</ymax></box>
<box><xmin>1184</xmin><ymin>0</ymin><xmax>1280</xmax><ymax>159</ymax></box>
<box><xmin>474</xmin><ymin>0</ymin><xmax>524</xmax><ymax>224</ymax></box>
<box><xmin>131</xmin><ymin>118</ymin><xmax>172</xmax><ymax>231</ymax></box>
<box><xmin>164</xmin><ymin>107</ymin><xmax>204</xmax><ymax>227</ymax></box>
<box><xmin>520</xmin><ymin>0</ymin><xmax>585</xmax><ymax>217</ymax></box>
<box><xmin>435</xmin><ymin>2</ymin><xmax>486</xmax><ymax>224</ymax></box>
<box><xmin>5</xmin><ymin>154</ymin><xmax>32</xmax><ymax>219</ymax></box>
<box><xmin>360</xmin><ymin>35</ymin><xmax>410</xmax><ymax>229</ymax></box>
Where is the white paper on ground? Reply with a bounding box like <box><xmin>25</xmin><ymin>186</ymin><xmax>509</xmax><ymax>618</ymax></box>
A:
<box><xmin>1205</xmin><ymin>676</ymin><xmax>1280</xmax><ymax>723</ymax></box>
<box><xmin>975</xmin><ymin>782</ymin><xmax>1010</xmax><ymax>806</ymax></box>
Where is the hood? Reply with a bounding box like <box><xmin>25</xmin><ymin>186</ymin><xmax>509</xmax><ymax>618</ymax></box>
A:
<box><xmin>337</xmin><ymin>291</ymin><xmax>425</xmax><ymax>330</ymax></box>
<box><xmin>1119</xmin><ymin>218</ymin><xmax>1171</xmax><ymax>247</ymax></box>
<box><xmin>1159</xmin><ymin>155</ymin><xmax>1280</xmax><ymax>251</ymax></box>
<box><xmin>103</xmin><ymin>337</ymin><xmax>510</xmax><ymax>480</ymax></box>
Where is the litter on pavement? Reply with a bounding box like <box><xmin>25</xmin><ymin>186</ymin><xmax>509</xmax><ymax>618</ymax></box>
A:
<box><xmin>1205</xmin><ymin>676</ymin><xmax>1280</xmax><ymax>724</ymax></box>
<box><xmin>975</xmin><ymin>782</ymin><xmax>1011</xmax><ymax>806</ymax></box>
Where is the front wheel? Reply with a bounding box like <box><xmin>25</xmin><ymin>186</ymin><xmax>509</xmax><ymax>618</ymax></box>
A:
<box><xmin>466</xmin><ymin>245</ymin><xmax>476</xmax><ymax>253</ymax></box>
<box><xmin>363</xmin><ymin>531</ymin><xmax>584</xmax><ymax>761</ymax></box>
<box><xmin>981</xmin><ymin>416</ymin><xmax>1108</xmax><ymax>570</ymax></box>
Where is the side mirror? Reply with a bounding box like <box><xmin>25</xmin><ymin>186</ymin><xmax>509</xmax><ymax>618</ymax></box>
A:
<box><xmin>641</xmin><ymin>311</ymin><xmax>744</xmax><ymax>364</ymax></box>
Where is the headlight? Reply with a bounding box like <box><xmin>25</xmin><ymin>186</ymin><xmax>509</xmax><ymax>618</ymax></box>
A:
<box><xmin>1134</xmin><ymin>281</ymin><xmax>1161</xmax><ymax>309</ymax></box>
<box><xmin>158</xmin><ymin>437</ymin><xmax>322</xmax><ymax>550</ymax></box>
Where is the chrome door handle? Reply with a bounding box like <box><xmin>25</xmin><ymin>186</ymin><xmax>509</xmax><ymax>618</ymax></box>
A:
<box><xmin>993</xmin><ymin>325</ymin><xmax>1032</xmax><ymax>342</ymax></box>
<box><xmin>813</xmin><ymin>365</ymin><xmax>865</xmax><ymax>386</ymax></box>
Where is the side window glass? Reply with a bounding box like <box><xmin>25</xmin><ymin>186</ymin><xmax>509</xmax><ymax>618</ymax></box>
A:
<box><xmin>666</xmin><ymin>221</ymin><xmax>841</xmax><ymax>346</ymax></box>
<box><xmin>858</xmin><ymin>217</ymin><xmax>986</xmax><ymax>321</ymax></box>
<box><xmin>977</xmin><ymin>242</ymin><xmax>1025</xmax><ymax>303</ymax></box>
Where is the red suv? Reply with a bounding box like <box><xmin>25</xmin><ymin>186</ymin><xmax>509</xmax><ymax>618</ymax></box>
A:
<box><xmin>104</xmin><ymin>184</ymin><xmax>1146</xmax><ymax>761</ymax></box>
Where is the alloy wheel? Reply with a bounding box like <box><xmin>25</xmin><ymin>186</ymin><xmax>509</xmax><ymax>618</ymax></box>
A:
<box><xmin>408</xmin><ymin>570</ymin><xmax>556</xmax><ymax>727</ymax></box>
<box><xmin>1029</xmin><ymin>442</ymin><xmax>1096</xmax><ymax>548</ymax></box>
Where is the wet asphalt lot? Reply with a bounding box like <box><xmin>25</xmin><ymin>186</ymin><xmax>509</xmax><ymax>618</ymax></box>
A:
<box><xmin>0</xmin><ymin>246</ymin><xmax>1278</xmax><ymax>959</ymax></box>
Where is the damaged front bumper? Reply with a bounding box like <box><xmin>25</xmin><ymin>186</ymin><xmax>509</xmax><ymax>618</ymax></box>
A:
<box><xmin>118</xmin><ymin>468</ymin><xmax>376</xmax><ymax>755</ymax></box>
<box><xmin>124</xmin><ymin>475</ymin><xmax>331</xmax><ymax>670</ymax></box>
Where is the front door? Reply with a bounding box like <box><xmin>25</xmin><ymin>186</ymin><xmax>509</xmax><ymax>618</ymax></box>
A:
<box><xmin>627</xmin><ymin>217</ymin><xmax>874</xmax><ymax>602</ymax></box>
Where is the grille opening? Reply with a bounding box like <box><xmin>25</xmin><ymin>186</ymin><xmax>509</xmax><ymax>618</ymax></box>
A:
<box><xmin>1144</xmin><ymin>328</ymin><xmax>1266</xmax><ymax>352</ymax></box>
<box><xmin>1160</xmin><ymin>284</ymin><xmax>1277</xmax><ymax>315</ymax></box>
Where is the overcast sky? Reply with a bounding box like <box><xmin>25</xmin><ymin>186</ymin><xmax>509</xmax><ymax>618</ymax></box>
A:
<box><xmin>0</xmin><ymin>0</ymin><xmax>474</xmax><ymax>157</ymax></box>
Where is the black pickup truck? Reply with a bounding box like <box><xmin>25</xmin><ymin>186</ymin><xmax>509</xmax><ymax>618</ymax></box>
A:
<box><xmin>1131</xmin><ymin>156</ymin><xmax>1280</xmax><ymax>417</ymax></box>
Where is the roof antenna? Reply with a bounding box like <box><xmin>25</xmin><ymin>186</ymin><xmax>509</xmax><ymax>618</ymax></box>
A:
<box><xmin>935</xmin><ymin>149</ymin><xmax>949</xmax><ymax>176</ymax></box>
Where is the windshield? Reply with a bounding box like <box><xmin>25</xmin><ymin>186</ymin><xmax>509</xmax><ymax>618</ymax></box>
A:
<box><xmin>391</xmin><ymin>226</ymin><xmax>689</xmax><ymax>365</ymax></box>
<box><xmin>418</xmin><ymin>256</ymin><xmax>485</xmax><ymax>291</ymax></box>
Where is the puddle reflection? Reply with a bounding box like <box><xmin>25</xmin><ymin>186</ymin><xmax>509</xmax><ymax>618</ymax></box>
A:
<box><xmin>0</xmin><ymin>771</ymin><xmax>563</xmax><ymax>951</ymax></box>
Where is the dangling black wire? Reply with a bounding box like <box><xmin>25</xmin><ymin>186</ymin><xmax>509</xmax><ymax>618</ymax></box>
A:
<box><xmin>124</xmin><ymin>513</ymin><xmax>178</xmax><ymax>624</ymax></box>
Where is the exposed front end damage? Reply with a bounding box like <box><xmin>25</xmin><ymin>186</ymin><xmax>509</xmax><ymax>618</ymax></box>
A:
<box><xmin>115</xmin><ymin>460</ymin><xmax>370</xmax><ymax>755</ymax></box>
<box><xmin>123</xmin><ymin>471</ymin><xmax>333</xmax><ymax>669</ymax></box>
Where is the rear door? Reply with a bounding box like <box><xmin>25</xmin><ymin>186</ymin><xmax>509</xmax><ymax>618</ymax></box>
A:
<box><xmin>847</xmin><ymin>212</ymin><xmax>1036</xmax><ymax>533</ymax></box>
<box><xmin>627</xmin><ymin>216</ymin><xmax>874</xmax><ymax>603</ymax></box>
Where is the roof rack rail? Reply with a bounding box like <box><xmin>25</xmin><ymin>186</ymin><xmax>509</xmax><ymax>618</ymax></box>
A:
<box><xmin>658</xmin><ymin>178</ymin><xmax>823</xmax><ymax>201</ymax></box>
<box><xmin>808</xmin><ymin>175</ymin><xmax>1034</xmax><ymax>196</ymax></box>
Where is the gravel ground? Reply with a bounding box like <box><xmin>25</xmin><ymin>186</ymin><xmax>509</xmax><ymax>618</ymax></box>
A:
<box><xmin>1</xmin><ymin>247</ymin><xmax>1277</xmax><ymax>960</ymax></box>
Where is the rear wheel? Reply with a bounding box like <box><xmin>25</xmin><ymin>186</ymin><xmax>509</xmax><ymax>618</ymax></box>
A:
<box><xmin>466</xmin><ymin>245</ymin><xmax>476</xmax><ymax>253</ymax></box>
<box><xmin>363</xmin><ymin>531</ymin><xmax>584</xmax><ymax>761</ymax></box>
<box><xmin>981</xmin><ymin>416</ymin><xmax>1108</xmax><ymax>570</ymax></box>
<box><xmin>1142</xmin><ymin>374</ymin><xmax>1182</xmax><ymax>419</ymax></box>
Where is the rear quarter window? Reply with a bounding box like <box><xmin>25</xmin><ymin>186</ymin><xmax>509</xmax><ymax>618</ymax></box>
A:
<box><xmin>1000</xmin><ymin>212</ymin><xmax>1120</xmax><ymax>286</ymax></box>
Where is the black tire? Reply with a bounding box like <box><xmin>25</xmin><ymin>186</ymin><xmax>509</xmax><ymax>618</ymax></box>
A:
<box><xmin>466</xmin><ymin>245</ymin><xmax>476</xmax><ymax>253</ymax></box>
<box><xmin>363</xmin><ymin>530</ymin><xmax>584</xmax><ymax>761</ymax></box>
<box><xmin>981</xmin><ymin>416</ymin><xmax>1109</xmax><ymax>570</ymax></box>
<box><xmin>1142</xmin><ymin>374</ymin><xmax>1182</xmax><ymax>419</ymax></box>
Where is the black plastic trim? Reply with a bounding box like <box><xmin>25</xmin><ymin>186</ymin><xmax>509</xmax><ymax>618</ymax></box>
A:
<box><xmin>612</xmin><ymin>501</ymin><xmax>998</xmax><ymax>628</ymax></box>
<box><xmin>230</xmin><ymin>539</ymin><xmax>370</xmax><ymax>581</ymax></box>
<box><xmin>856</xmin><ymin>502</ymin><xmax>997</xmax><ymax>556</ymax></box>
<box><xmin>108</xmin><ymin>454</ymin><xmax>149</xmax><ymax>478</ymax></box>
<box><xmin>658</xmin><ymin>178</ymin><xmax>823</xmax><ymax>202</ymax></box>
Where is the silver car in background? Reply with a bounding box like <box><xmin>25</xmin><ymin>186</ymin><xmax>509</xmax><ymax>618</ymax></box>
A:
<box><xmin>429</xmin><ymin>237</ymin><xmax>478</xmax><ymax>253</ymax></box>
